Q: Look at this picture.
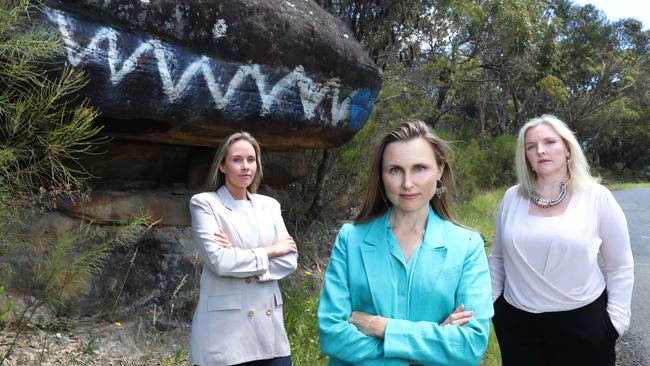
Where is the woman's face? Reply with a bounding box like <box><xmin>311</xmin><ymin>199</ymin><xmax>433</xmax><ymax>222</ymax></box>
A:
<box><xmin>219</xmin><ymin>139</ymin><xmax>257</xmax><ymax>193</ymax></box>
<box><xmin>524</xmin><ymin>123</ymin><xmax>570</xmax><ymax>180</ymax></box>
<box><xmin>382</xmin><ymin>137</ymin><xmax>443</xmax><ymax>215</ymax></box>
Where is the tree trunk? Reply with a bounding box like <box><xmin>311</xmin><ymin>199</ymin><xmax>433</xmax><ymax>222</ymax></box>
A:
<box><xmin>307</xmin><ymin>149</ymin><xmax>332</xmax><ymax>218</ymax></box>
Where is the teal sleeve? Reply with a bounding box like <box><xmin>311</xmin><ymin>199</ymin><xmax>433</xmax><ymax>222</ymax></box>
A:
<box><xmin>383</xmin><ymin>232</ymin><xmax>493</xmax><ymax>365</ymax></box>
<box><xmin>318</xmin><ymin>225</ymin><xmax>384</xmax><ymax>363</ymax></box>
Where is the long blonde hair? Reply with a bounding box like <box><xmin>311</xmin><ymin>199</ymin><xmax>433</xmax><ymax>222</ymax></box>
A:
<box><xmin>354</xmin><ymin>120</ymin><xmax>460</xmax><ymax>225</ymax></box>
<box><xmin>516</xmin><ymin>114</ymin><xmax>598</xmax><ymax>196</ymax></box>
<box><xmin>205</xmin><ymin>132</ymin><xmax>263</xmax><ymax>193</ymax></box>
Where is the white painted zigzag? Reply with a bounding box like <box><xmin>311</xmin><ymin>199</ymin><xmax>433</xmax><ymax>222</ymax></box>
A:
<box><xmin>49</xmin><ymin>9</ymin><xmax>357</xmax><ymax>125</ymax></box>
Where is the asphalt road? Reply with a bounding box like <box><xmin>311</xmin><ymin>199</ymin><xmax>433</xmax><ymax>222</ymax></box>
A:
<box><xmin>613</xmin><ymin>188</ymin><xmax>650</xmax><ymax>366</ymax></box>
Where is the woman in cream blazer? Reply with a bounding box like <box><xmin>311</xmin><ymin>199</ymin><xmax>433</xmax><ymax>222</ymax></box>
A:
<box><xmin>190</xmin><ymin>132</ymin><xmax>298</xmax><ymax>366</ymax></box>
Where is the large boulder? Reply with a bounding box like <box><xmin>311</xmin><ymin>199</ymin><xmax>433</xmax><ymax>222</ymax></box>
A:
<box><xmin>31</xmin><ymin>0</ymin><xmax>382</xmax><ymax>224</ymax></box>
<box><xmin>41</xmin><ymin>0</ymin><xmax>383</xmax><ymax>149</ymax></box>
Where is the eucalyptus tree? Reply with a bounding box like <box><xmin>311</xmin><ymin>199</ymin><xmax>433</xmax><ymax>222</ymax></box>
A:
<box><xmin>576</xmin><ymin>18</ymin><xmax>650</xmax><ymax>176</ymax></box>
<box><xmin>547</xmin><ymin>2</ymin><xmax>633</xmax><ymax>128</ymax></box>
<box><xmin>309</xmin><ymin>0</ymin><xmax>464</xmax><ymax>216</ymax></box>
<box><xmin>317</xmin><ymin>0</ymin><xmax>443</xmax><ymax>68</ymax></box>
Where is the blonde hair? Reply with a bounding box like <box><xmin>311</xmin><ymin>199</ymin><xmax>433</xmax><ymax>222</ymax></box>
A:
<box><xmin>205</xmin><ymin>131</ymin><xmax>263</xmax><ymax>193</ymax></box>
<box><xmin>354</xmin><ymin>120</ymin><xmax>460</xmax><ymax>225</ymax></box>
<box><xmin>516</xmin><ymin>114</ymin><xmax>598</xmax><ymax>196</ymax></box>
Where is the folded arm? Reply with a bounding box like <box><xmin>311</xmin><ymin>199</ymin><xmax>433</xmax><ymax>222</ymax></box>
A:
<box><xmin>318</xmin><ymin>226</ymin><xmax>384</xmax><ymax>363</ymax></box>
<box><xmin>190</xmin><ymin>195</ymin><xmax>269</xmax><ymax>278</ymax></box>
<box><xmin>256</xmin><ymin>198</ymin><xmax>298</xmax><ymax>281</ymax></box>
<box><xmin>381</xmin><ymin>232</ymin><xmax>493</xmax><ymax>366</ymax></box>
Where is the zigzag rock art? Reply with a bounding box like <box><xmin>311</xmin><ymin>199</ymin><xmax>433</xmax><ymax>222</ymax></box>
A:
<box><xmin>35</xmin><ymin>0</ymin><xmax>382</xmax><ymax>225</ymax></box>
<box><xmin>40</xmin><ymin>0</ymin><xmax>383</xmax><ymax>149</ymax></box>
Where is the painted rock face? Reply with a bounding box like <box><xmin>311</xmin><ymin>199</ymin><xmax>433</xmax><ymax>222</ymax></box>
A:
<box><xmin>41</xmin><ymin>0</ymin><xmax>383</xmax><ymax>149</ymax></box>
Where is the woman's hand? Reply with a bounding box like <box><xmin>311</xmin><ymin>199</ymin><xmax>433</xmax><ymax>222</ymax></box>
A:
<box><xmin>264</xmin><ymin>236</ymin><xmax>298</xmax><ymax>258</ymax></box>
<box><xmin>214</xmin><ymin>228</ymin><xmax>233</xmax><ymax>248</ymax></box>
<box><xmin>350</xmin><ymin>311</ymin><xmax>387</xmax><ymax>339</ymax></box>
<box><xmin>440</xmin><ymin>304</ymin><xmax>474</xmax><ymax>327</ymax></box>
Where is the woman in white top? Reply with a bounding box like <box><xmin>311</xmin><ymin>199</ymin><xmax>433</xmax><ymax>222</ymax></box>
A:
<box><xmin>189</xmin><ymin>132</ymin><xmax>298</xmax><ymax>366</ymax></box>
<box><xmin>489</xmin><ymin>115</ymin><xmax>634</xmax><ymax>366</ymax></box>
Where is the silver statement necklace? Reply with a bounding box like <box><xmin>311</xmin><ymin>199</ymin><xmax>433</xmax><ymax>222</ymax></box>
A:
<box><xmin>529</xmin><ymin>181</ymin><xmax>567</xmax><ymax>208</ymax></box>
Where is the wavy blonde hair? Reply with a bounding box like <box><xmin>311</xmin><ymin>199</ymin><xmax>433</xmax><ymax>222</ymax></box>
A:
<box><xmin>205</xmin><ymin>131</ymin><xmax>263</xmax><ymax>193</ymax></box>
<box><xmin>354</xmin><ymin>120</ymin><xmax>460</xmax><ymax>225</ymax></box>
<box><xmin>516</xmin><ymin>114</ymin><xmax>598</xmax><ymax>196</ymax></box>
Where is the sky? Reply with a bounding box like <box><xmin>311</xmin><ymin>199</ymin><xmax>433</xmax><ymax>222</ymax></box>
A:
<box><xmin>571</xmin><ymin>0</ymin><xmax>650</xmax><ymax>29</ymax></box>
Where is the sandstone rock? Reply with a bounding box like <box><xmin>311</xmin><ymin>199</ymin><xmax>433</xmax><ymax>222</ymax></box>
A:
<box><xmin>79</xmin><ymin>139</ymin><xmax>309</xmax><ymax>190</ymax></box>
<box><xmin>39</xmin><ymin>0</ymin><xmax>383</xmax><ymax>149</ymax></box>
<box><xmin>57</xmin><ymin>190</ymin><xmax>191</xmax><ymax>226</ymax></box>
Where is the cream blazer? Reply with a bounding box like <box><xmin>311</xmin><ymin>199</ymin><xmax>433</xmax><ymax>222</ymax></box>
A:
<box><xmin>189</xmin><ymin>186</ymin><xmax>298</xmax><ymax>366</ymax></box>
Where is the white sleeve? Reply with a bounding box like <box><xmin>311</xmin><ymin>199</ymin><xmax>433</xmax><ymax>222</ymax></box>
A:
<box><xmin>489</xmin><ymin>198</ymin><xmax>507</xmax><ymax>302</ymax></box>
<box><xmin>256</xmin><ymin>199</ymin><xmax>298</xmax><ymax>282</ymax></box>
<box><xmin>598</xmin><ymin>188</ymin><xmax>634</xmax><ymax>335</ymax></box>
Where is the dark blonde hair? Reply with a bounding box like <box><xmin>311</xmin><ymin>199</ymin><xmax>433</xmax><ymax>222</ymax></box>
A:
<box><xmin>354</xmin><ymin>120</ymin><xmax>459</xmax><ymax>225</ymax></box>
<box><xmin>205</xmin><ymin>131</ymin><xmax>263</xmax><ymax>193</ymax></box>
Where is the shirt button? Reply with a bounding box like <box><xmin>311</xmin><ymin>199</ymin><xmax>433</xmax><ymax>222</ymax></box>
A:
<box><xmin>247</xmin><ymin>309</ymin><xmax>255</xmax><ymax>317</ymax></box>
<box><xmin>245</xmin><ymin>278</ymin><xmax>252</xmax><ymax>284</ymax></box>
<box><xmin>265</xmin><ymin>308</ymin><xmax>272</xmax><ymax>316</ymax></box>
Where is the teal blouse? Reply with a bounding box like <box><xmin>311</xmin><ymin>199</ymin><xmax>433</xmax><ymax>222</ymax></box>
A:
<box><xmin>386</xmin><ymin>218</ymin><xmax>424</xmax><ymax>322</ymax></box>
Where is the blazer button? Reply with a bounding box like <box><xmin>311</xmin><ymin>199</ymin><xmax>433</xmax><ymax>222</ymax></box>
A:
<box><xmin>247</xmin><ymin>309</ymin><xmax>255</xmax><ymax>317</ymax></box>
<box><xmin>265</xmin><ymin>308</ymin><xmax>272</xmax><ymax>316</ymax></box>
<box><xmin>245</xmin><ymin>278</ymin><xmax>252</xmax><ymax>284</ymax></box>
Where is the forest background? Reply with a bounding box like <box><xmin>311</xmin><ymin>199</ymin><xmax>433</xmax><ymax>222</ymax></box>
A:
<box><xmin>1</xmin><ymin>0</ymin><xmax>649</xmax><ymax>365</ymax></box>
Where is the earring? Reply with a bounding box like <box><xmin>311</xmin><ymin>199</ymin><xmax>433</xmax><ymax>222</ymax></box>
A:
<box><xmin>435</xmin><ymin>180</ymin><xmax>446</xmax><ymax>199</ymax></box>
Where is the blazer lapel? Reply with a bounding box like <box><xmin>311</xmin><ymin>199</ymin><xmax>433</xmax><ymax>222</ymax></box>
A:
<box><xmin>249</xmin><ymin>193</ymin><xmax>275</xmax><ymax>245</ymax></box>
<box><xmin>419</xmin><ymin>208</ymin><xmax>448</xmax><ymax>285</ymax></box>
<box><xmin>360</xmin><ymin>212</ymin><xmax>393</xmax><ymax>316</ymax></box>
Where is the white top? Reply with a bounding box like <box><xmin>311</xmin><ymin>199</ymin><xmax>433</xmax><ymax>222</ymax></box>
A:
<box><xmin>489</xmin><ymin>183</ymin><xmax>634</xmax><ymax>335</ymax></box>
<box><xmin>232</xmin><ymin>198</ymin><xmax>261</xmax><ymax>248</ymax></box>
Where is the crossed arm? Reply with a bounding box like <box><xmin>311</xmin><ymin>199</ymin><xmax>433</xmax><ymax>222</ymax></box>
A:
<box><xmin>318</xmin><ymin>227</ymin><xmax>492</xmax><ymax>365</ymax></box>
<box><xmin>190</xmin><ymin>195</ymin><xmax>298</xmax><ymax>281</ymax></box>
<box><xmin>349</xmin><ymin>303</ymin><xmax>474</xmax><ymax>339</ymax></box>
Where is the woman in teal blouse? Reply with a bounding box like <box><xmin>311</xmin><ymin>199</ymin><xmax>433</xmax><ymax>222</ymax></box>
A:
<box><xmin>318</xmin><ymin>121</ymin><xmax>493</xmax><ymax>365</ymax></box>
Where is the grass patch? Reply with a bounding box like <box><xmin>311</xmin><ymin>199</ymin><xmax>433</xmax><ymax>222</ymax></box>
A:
<box><xmin>605</xmin><ymin>182</ymin><xmax>650</xmax><ymax>191</ymax></box>
<box><xmin>481</xmin><ymin>324</ymin><xmax>502</xmax><ymax>366</ymax></box>
<box><xmin>282</xmin><ymin>276</ymin><xmax>328</xmax><ymax>366</ymax></box>
<box><xmin>456</xmin><ymin>187</ymin><xmax>507</xmax><ymax>249</ymax></box>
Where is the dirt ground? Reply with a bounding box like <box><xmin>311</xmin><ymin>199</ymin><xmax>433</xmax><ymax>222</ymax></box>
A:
<box><xmin>0</xmin><ymin>316</ymin><xmax>192</xmax><ymax>366</ymax></box>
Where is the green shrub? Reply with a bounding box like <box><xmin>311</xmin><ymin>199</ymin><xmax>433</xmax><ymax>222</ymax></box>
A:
<box><xmin>456</xmin><ymin>187</ymin><xmax>507</xmax><ymax>248</ymax></box>
<box><xmin>453</xmin><ymin>134</ymin><xmax>516</xmax><ymax>200</ymax></box>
